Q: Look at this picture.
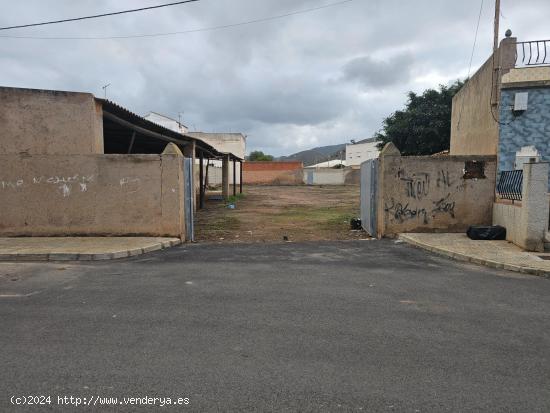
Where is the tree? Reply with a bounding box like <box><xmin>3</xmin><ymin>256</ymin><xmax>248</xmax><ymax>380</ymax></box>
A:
<box><xmin>248</xmin><ymin>150</ymin><xmax>274</xmax><ymax>161</ymax></box>
<box><xmin>375</xmin><ymin>81</ymin><xmax>464</xmax><ymax>155</ymax></box>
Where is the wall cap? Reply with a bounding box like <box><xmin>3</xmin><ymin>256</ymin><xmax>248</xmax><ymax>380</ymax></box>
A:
<box><xmin>162</xmin><ymin>143</ymin><xmax>183</xmax><ymax>156</ymax></box>
<box><xmin>380</xmin><ymin>142</ymin><xmax>401</xmax><ymax>157</ymax></box>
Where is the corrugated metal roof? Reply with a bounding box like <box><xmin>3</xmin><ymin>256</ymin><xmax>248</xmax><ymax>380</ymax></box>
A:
<box><xmin>97</xmin><ymin>98</ymin><xmax>242</xmax><ymax>160</ymax></box>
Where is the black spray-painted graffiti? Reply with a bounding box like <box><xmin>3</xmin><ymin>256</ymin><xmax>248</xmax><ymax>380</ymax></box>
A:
<box><xmin>397</xmin><ymin>169</ymin><xmax>430</xmax><ymax>200</ymax></box>
<box><xmin>436</xmin><ymin>169</ymin><xmax>453</xmax><ymax>188</ymax></box>
<box><xmin>384</xmin><ymin>198</ymin><xmax>429</xmax><ymax>224</ymax></box>
<box><xmin>432</xmin><ymin>194</ymin><xmax>456</xmax><ymax>218</ymax></box>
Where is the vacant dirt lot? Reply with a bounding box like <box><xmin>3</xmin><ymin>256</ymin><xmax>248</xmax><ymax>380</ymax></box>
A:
<box><xmin>195</xmin><ymin>185</ymin><xmax>366</xmax><ymax>243</ymax></box>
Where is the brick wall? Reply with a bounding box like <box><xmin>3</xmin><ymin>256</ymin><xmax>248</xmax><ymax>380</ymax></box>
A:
<box><xmin>243</xmin><ymin>161</ymin><xmax>303</xmax><ymax>185</ymax></box>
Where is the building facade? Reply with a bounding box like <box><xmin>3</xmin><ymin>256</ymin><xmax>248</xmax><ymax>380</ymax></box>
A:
<box><xmin>346</xmin><ymin>139</ymin><xmax>380</xmax><ymax>167</ymax></box>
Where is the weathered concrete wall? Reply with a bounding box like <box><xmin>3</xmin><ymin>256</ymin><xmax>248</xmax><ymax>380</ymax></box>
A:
<box><xmin>493</xmin><ymin>202</ymin><xmax>522</xmax><ymax>246</ymax></box>
<box><xmin>0</xmin><ymin>87</ymin><xmax>104</xmax><ymax>155</ymax></box>
<box><xmin>243</xmin><ymin>161</ymin><xmax>303</xmax><ymax>185</ymax></box>
<box><xmin>0</xmin><ymin>153</ymin><xmax>185</xmax><ymax>238</ymax></box>
<box><xmin>377</xmin><ymin>148</ymin><xmax>496</xmax><ymax>236</ymax></box>
<box><xmin>303</xmin><ymin>168</ymin><xmax>359</xmax><ymax>185</ymax></box>
<box><xmin>450</xmin><ymin>37</ymin><xmax>516</xmax><ymax>156</ymax></box>
<box><xmin>493</xmin><ymin>163</ymin><xmax>549</xmax><ymax>251</ymax></box>
<box><xmin>450</xmin><ymin>56</ymin><xmax>499</xmax><ymax>155</ymax></box>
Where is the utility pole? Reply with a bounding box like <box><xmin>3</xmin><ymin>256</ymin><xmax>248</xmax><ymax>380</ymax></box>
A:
<box><xmin>493</xmin><ymin>0</ymin><xmax>500</xmax><ymax>52</ymax></box>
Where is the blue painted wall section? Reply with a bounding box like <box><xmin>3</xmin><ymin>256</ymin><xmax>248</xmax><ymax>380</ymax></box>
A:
<box><xmin>499</xmin><ymin>87</ymin><xmax>550</xmax><ymax>189</ymax></box>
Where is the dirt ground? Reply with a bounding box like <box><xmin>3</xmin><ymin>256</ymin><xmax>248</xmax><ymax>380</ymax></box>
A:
<box><xmin>195</xmin><ymin>185</ymin><xmax>368</xmax><ymax>243</ymax></box>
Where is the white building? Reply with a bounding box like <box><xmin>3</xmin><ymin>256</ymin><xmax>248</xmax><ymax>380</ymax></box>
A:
<box><xmin>143</xmin><ymin>113</ymin><xmax>246</xmax><ymax>186</ymax></box>
<box><xmin>144</xmin><ymin>112</ymin><xmax>188</xmax><ymax>134</ymax></box>
<box><xmin>187</xmin><ymin>132</ymin><xmax>246</xmax><ymax>160</ymax></box>
<box><xmin>187</xmin><ymin>132</ymin><xmax>247</xmax><ymax>186</ymax></box>
<box><xmin>346</xmin><ymin>139</ymin><xmax>380</xmax><ymax>167</ymax></box>
<box><xmin>305</xmin><ymin>159</ymin><xmax>347</xmax><ymax>169</ymax></box>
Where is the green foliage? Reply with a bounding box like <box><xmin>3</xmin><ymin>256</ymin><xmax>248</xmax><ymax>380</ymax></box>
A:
<box><xmin>226</xmin><ymin>193</ymin><xmax>246</xmax><ymax>205</ymax></box>
<box><xmin>375</xmin><ymin>80</ymin><xmax>464</xmax><ymax>155</ymax></box>
<box><xmin>248</xmin><ymin>150</ymin><xmax>274</xmax><ymax>161</ymax></box>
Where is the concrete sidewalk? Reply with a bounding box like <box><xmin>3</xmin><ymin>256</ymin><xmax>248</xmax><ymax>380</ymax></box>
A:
<box><xmin>0</xmin><ymin>237</ymin><xmax>181</xmax><ymax>261</ymax></box>
<box><xmin>400</xmin><ymin>233</ymin><xmax>550</xmax><ymax>278</ymax></box>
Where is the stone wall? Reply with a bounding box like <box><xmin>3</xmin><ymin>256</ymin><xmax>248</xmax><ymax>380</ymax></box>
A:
<box><xmin>0</xmin><ymin>153</ymin><xmax>185</xmax><ymax>238</ymax></box>
<box><xmin>0</xmin><ymin>87</ymin><xmax>104</xmax><ymax>155</ymax></box>
<box><xmin>375</xmin><ymin>145</ymin><xmax>496</xmax><ymax>237</ymax></box>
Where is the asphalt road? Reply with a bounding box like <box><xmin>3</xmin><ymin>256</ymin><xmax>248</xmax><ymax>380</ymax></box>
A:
<box><xmin>1</xmin><ymin>240</ymin><xmax>549</xmax><ymax>412</ymax></box>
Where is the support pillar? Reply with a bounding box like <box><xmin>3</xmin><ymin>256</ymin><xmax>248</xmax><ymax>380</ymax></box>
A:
<box><xmin>199</xmin><ymin>152</ymin><xmax>205</xmax><ymax>209</ymax></box>
<box><xmin>233</xmin><ymin>158</ymin><xmax>237</xmax><ymax>197</ymax></box>
<box><xmin>239</xmin><ymin>161</ymin><xmax>243</xmax><ymax>194</ymax></box>
<box><xmin>222</xmin><ymin>154</ymin><xmax>230</xmax><ymax>200</ymax></box>
<box><xmin>519</xmin><ymin>162</ymin><xmax>549</xmax><ymax>251</ymax></box>
<box><xmin>183</xmin><ymin>141</ymin><xmax>197</xmax><ymax>212</ymax></box>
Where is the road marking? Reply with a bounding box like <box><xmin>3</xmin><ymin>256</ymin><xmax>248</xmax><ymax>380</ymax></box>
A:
<box><xmin>0</xmin><ymin>290</ymin><xmax>41</xmax><ymax>298</ymax></box>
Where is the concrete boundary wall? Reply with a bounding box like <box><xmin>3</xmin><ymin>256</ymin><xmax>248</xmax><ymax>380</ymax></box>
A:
<box><xmin>303</xmin><ymin>168</ymin><xmax>360</xmax><ymax>185</ymax></box>
<box><xmin>0</xmin><ymin>87</ymin><xmax>104</xmax><ymax>155</ymax></box>
<box><xmin>373</xmin><ymin>144</ymin><xmax>496</xmax><ymax>237</ymax></box>
<box><xmin>0</xmin><ymin>153</ymin><xmax>185</xmax><ymax>238</ymax></box>
<box><xmin>493</xmin><ymin>162</ymin><xmax>549</xmax><ymax>251</ymax></box>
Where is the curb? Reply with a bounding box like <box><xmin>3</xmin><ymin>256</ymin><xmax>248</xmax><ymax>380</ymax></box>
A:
<box><xmin>399</xmin><ymin>234</ymin><xmax>550</xmax><ymax>278</ymax></box>
<box><xmin>0</xmin><ymin>239</ymin><xmax>182</xmax><ymax>262</ymax></box>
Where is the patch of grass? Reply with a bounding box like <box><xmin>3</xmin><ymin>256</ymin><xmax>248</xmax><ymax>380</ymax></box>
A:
<box><xmin>198</xmin><ymin>214</ymin><xmax>241</xmax><ymax>232</ymax></box>
<box><xmin>226</xmin><ymin>193</ymin><xmax>246</xmax><ymax>205</ymax></box>
<box><xmin>273</xmin><ymin>206</ymin><xmax>358</xmax><ymax>229</ymax></box>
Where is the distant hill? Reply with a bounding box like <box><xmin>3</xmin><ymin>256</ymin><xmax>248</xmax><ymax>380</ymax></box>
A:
<box><xmin>278</xmin><ymin>143</ymin><xmax>346</xmax><ymax>166</ymax></box>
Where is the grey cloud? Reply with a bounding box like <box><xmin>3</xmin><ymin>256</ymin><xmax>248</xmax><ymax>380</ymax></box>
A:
<box><xmin>0</xmin><ymin>0</ymin><xmax>549</xmax><ymax>156</ymax></box>
<box><xmin>341</xmin><ymin>54</ymin><xmax>415</xmax><ymax>89</ymax></box>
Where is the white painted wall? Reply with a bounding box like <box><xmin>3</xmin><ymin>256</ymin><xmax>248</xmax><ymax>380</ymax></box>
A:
<box><xmin>187</xmin><ymin>132</ymin><xmax>246</xmax><ymax>160</ymax></box>
<box><xmin>346</xmin><ymin>141</ymin><xmax>380</xmax><ymax>166</ymax></box>
<box><xmin>304</xmin><ymin>168</ymin><xmax>348</xmax><ymax>185</ymax></box>
<box><xmin>144</xmin><ymin>112</ymin><xmax>189</xmax><ymax>134</ymax></box>
<box><xmin>198</xmin><ymin>160</ymin><xmax>241</xmax><ymax>185</ymax></box>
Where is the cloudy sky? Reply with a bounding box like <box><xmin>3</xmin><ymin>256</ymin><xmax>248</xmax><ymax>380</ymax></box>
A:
<box><xmin>1</xmin><ymin>0</ymin><xmax>549</xmax><ymax>156</ymax></box>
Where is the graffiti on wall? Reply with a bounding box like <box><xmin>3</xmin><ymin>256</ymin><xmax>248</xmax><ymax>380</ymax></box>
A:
<box><xmin>398</xmin><ymin>169</ymin><xmax>430</xmax><ymax>200</ymax></box>
<box><xmin>384</xmin><ymin>198</ymin><xmax>429</xmax><ymax>224</ymax></box>
<box><xmin>386</xmin><ymin>168</ymin><xmax>458</xmax><ymax>224</ymax></box>
<box><xmin>0</xmin><ymin>174</ymin><xmax>143</xmax><ymax>198</ymax></box>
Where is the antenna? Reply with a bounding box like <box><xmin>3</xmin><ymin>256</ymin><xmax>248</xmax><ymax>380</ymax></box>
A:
<box><xmin>102</xmin><ymin>83</ymin><xmax>111</xmax><ymax>99</ymax></box>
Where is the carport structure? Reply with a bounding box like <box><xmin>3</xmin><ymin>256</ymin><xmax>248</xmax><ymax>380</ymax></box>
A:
<box><xmin>97</xmin><ymin>99</ymin><xmax>243</xmax><ymax>208</ymax></box>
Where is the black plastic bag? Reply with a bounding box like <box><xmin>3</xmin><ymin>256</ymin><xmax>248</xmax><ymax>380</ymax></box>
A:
<box><xmin>466</xmin><ymin>225</ymin><xmax>506</xmax><ymax>240</ymax></box>
<box><xmin>350</xmin><ymin>218</ymin><xmax>362</xmax><ymax>230</ymax></box>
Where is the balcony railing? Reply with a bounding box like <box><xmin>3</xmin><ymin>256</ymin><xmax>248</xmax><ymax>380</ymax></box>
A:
<box><xmin>497</xmin><ymin>170</ymin><xmax>523</xmax><ymax>201</ymax></box>
<box><xmin>516</xmin><ymin>40</ymin><xmax>550</xmax><ymax>67</ymax></box>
